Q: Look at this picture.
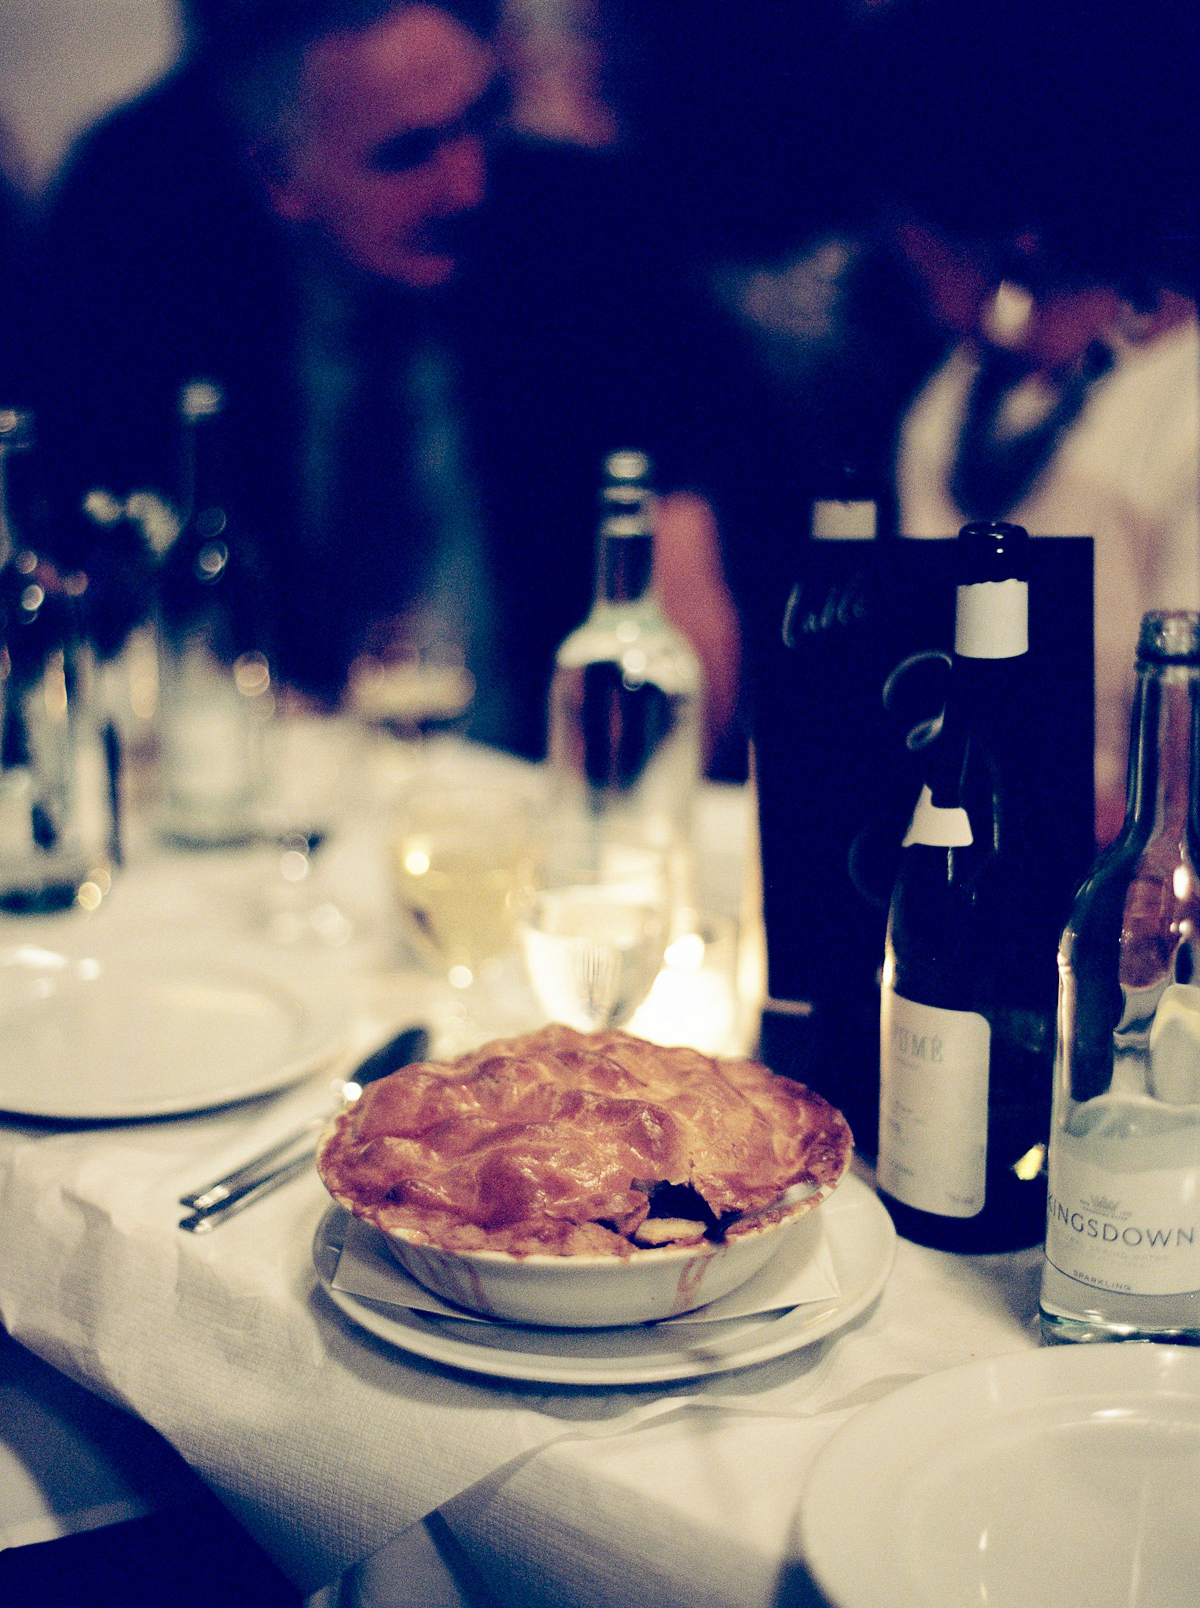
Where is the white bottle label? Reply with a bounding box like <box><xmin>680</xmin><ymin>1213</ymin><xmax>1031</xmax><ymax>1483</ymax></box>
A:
<box><xmin>955</xmin><ymin>579</ymin><xmax>1028</xmax><ymax>658</ymax></box>
<box><xmin>1045</xmin><ymin>1149</ymin><xmax>1200</xmax><ymax>1296</ymax></box>
<box><xmin>812</xmin><ymin>498</ymin><xmax>876</xmax><ymax>539</ymax></box>
<box><xmin>878</xmin><ymin>991</ymin><xmax>990</xmax><ymax>1216</ymax></box>
<box><xmin>902</xmin><ymin>784</ymin><xmax>973</xmax><ymax>847</ymax></box>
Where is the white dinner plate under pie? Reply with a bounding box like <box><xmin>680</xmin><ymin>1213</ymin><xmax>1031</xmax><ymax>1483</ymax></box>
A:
<box><xmin>313</xmin><ymin>1171</ymin><xmax>895</xmax><ymax>1385</ymax></box>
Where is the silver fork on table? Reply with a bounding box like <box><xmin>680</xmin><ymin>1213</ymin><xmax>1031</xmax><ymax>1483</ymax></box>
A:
<box><xmin>178</xmin><ymin>1024</ymin><xmax>429</xmax><ymax>1232</ymax></box>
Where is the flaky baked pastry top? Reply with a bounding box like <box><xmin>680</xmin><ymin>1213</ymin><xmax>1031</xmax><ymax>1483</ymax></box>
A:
<box><xmin>317</xmin><ymin>1024</ymin><xmax>853</xmax><ymax>1256</ymax></box>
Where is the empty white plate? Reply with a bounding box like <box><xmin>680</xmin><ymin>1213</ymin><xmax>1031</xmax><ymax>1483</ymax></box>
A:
<box><xmin>0</xmin><ymin>934</ymin><xmax>348</xmax><ymax>1120</ymax></box>
<box><xmin>795</xmin><ymin>1343</ymin><xmax>1200</xmax><ymax>1608</ymax></box>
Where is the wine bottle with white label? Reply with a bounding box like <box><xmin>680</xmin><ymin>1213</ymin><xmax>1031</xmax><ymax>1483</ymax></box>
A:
<box><xmin>877</xmin><ymin>521</ymin><xmax>1055</xmax><ymax>1251</ymax></box>
<box><xmin>1040</xmin><ymin>612</ymin><xmax>1200</xmax><ymax>1342</ymax></box>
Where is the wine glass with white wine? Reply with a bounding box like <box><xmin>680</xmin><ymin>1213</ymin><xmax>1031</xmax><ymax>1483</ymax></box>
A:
<box><xmin>393</xmin><ymin>783</ymin><xmax>536</xmax><ymax>1046</ymax></box>
<box><xmin>518</xmin><ymin>830</ymin><xmax>670</xmax><ymax>1032</ymax></box>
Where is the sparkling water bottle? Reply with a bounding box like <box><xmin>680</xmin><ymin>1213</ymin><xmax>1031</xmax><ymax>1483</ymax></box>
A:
<box><xmin>0</xmin><ymin>409</ymin><xmax>110</xmax><ymax>910</ymax></box>
<box><xmin>1041</xmin><ymin>611</ymin><xmax>1200</xmax><ymax>1342</ymax></box>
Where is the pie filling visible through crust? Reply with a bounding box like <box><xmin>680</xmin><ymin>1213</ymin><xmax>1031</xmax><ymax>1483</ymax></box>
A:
<box><xmin>317</xmin><ymin>1024</ymin><xmax>853</xmax><ymax>1257</ymax></box>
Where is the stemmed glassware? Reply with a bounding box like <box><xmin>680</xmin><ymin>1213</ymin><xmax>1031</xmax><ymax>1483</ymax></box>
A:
<box><xmin>518</xmin><ymin>829</ymin><xmax>670</xmax><ymax>1032</ymax></box>
<box><xmin>346</xmin><ymin>652</ymin><xmax>475</xmax><ymax>745</ymax></box>
<box><xmin>392</xmin><ymin>782</ymin><xmax>536</xmax><ymax>1047</ymax></box>
<box><xmin>233</xmin><ymin>706</ymin><xmax>372</xmax><ymax>948</ymax></box>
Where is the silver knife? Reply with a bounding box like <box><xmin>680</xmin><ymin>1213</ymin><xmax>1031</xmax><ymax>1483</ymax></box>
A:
<box><xmin>178</xmin><ymin>1148</ymin><xmax>321</xmax><ymax>1233</ymax></box>
<box><xmin>177</xmin><ymin>1023</ymin><xmax>428</xmax><ymax>1231</ymax></box>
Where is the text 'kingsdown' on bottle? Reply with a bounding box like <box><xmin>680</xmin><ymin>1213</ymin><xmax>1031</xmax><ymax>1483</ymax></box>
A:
<box><xmin>1041</xmin><ymin>610</ymin><xmax>1200</xmax><ymax>1343</ymax></box>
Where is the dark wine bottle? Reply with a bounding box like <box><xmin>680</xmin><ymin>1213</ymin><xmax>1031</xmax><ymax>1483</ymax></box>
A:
<box><xmin>876</xmin><ymin>520</ymin><xmax>1055</xmax><ymax>1251</ymax></box>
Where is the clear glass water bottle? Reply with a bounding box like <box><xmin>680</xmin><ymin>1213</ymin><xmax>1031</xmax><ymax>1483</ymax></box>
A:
<box><xmin>1041</xmin><ymin>611</ymin><xmax>1200</xmax><ymax>1343</ymax></box>
<box><xmin>877</xmin><ymin>521</ymin><xmax>1055</xmax><ymax>1252</ymax></box>
<box><xmin>546</xmin><ymin>450</ymin><xmax>702</xmax><ymax>913</ymax></box>
<box><xmin>156</xmin><ymin>379</ymin><xmax>273</xmax><ymax>845</ymax></box>
<box><xmin>0</xmin><ymin>408</ymin><xmax>110</xmax><ymax>910</ymax></box>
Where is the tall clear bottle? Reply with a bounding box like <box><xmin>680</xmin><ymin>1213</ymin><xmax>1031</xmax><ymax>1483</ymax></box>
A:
<box><xmin>546</xmin><ymin>451</ymin><xmax>702</xmax><ymax>912</ymax></box>
<box><xmin>156</xmin><ymin>379</ymin><xmax>273</xmax><ymax>845</ymax></box>
<box><xmin>1041</xmin><ymin>611</ymin><xmax>1200</xmax><ymax>1342</ymax></box>
<box><xmin>0</xmin><ymin>409</ymin><xmax>107</xmax><ymax>910</ymax></box>
<box><xmin>877</xmin><ymin>521</ymin><xmax>1055</xmax><ymax>1252</ymax></box>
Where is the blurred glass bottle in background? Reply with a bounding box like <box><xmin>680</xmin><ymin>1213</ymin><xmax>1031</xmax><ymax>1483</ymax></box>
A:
<box><xmin>156</xmin><ymin>379</ymin><xmax>273</xmax><ymax>845</ymax></box>
<box><xmin>1041</xmin><ymin>611</ymin><xmax>1200</xmax><ymax>1343</ymax></box>
<box><xmin>0</xmin><ymin>408</ymin><xmax>111</xmax><ymax>910</ymax></box>
<box><xmin>546</xmin><ymin>450</ymin><xmax>702</xmax><ymax>924</ymax></box>
<box><xmin>877</xmin><ymin>521</ymin><xmax>1055</xmax><ymax>1252</ymax></box>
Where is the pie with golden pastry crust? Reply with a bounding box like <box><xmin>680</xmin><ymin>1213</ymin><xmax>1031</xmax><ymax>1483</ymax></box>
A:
<box><xmin>317</xmin><ymin>1024</ymin><xmax>853</xmax><ymax>1257</ymax></box>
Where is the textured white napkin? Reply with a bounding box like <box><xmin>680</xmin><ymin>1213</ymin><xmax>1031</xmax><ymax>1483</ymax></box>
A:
<box><xmin>332</xmin><ymin>1211</ymin><xmax>840</xmax><ymax>1325</ymax></box>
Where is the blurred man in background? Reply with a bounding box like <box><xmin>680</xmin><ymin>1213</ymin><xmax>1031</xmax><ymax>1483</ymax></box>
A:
<box><xmin>32</xmin><ymin>0</ymin><xmax>746</xmax><ymax>762</ymax></box>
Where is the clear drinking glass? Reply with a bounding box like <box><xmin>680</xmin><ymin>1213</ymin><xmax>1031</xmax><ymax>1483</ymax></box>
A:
<box><xmin>244</xmin><ymin>711</ymin><xmax>365</xmax><ymax>947</ymax></box>
<box><xmin>346</xmin><ymin>649</ymin><xmax>475</xmax><ymax>745</ymax></box>
<box><xmin>519</xmin><ymin>831</ymin><xmax>669</xmax><ymax>1031</ymax></box>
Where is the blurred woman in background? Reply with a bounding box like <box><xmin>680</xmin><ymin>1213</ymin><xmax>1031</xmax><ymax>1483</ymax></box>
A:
<box><xmin>859</xmin><ymin>0</ymin><xmax>1200</xmax><ymax>844</ymax></box>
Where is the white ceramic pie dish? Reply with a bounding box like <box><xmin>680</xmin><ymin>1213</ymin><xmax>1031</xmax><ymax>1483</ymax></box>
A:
<box><xmin>345</xmin><ymin>1173</ymin><xmax>844</xmax><ymax>1328</ymax></box>
<box><xmin>314</xmin><ymin>1024</ymin><xmax>853</xmax><ymax>1328</ymax></box>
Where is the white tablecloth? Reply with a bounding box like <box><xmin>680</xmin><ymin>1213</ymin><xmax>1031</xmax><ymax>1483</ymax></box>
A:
<box><xmin>362</xmin><ymin>1234</ymin><xmax>1044</xmax><ymax>1608</ymax></box>
<box><xmin>0</xmin><ymin>732</ymin><xmax>1046</xmax><ymax>1604</ymax></box>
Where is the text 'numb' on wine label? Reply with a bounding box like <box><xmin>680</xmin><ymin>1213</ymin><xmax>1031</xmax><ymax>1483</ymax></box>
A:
<box><xmin>878</xmin><ymin>993</ymin><xmax>989</xmax><ymax>1217</ymax></box>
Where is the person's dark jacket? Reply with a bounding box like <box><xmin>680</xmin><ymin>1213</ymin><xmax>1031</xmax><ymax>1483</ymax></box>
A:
<box><xmin>31</xmin><ymin>62</ymin><xmax>753</xmax><ymax>759</ymax></box>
